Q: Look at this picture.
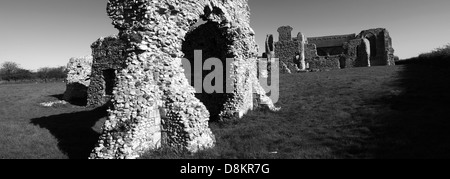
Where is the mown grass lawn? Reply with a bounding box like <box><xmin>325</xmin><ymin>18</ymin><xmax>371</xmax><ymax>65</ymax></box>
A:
<box><xmin>1</xmin><ymin>63</ymin><xmax>449</xmax><ymax>159</ymax></box>
<box><xmin>0</xmin><ymin>82</ymin><xmax>107</xmax><ymax>159</ymax></box>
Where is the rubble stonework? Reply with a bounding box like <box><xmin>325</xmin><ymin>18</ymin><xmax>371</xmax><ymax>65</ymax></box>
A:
<box><xmin>63</xmin><ymin>56</ymin><xmax>93</xmax><ymax>102</ymax></box>
<box><xmin>87</xmin><ymin>35</ymin><xmax>127</xmax><ymax>107</ymax></box>
<box><xmin>271</xmin><ymin>26</ymin><xmax>395</xmax><ymax>72</ymax></box>
<box><xmin>90</xmin><ymin>0</ymin><xmax>278</xmax><ymax>159</ymax></box>
<box><xmin>273</xmin><ymin>26</ymin><xmax>299</xmax><ymax>73</ymax></box>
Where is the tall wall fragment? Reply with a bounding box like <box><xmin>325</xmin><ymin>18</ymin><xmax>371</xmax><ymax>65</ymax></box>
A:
<box><xmin>90</xmin><ymin>0</ymin><xmax>278</xmax><ymax>159</ymax></box>
<box><xmin>87</xmin><ymin>35</ymin><xmax>126</xmax><ymax>107</ymax></box>
<box><xmin>63</xmin><ymin>56</ymin><xmax>93</xmax><ymax>103</ymax></box>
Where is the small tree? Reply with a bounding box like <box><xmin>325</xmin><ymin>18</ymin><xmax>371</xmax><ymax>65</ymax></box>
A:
<box><xmin>37</xmin><ymin>67</ymin><xmax>51</xmax><ymax>80</ymax></box>
<box><xmin>0</xmin><ymin>61</ymin><xmax>21</xmax><ymax>81</ymax></box>
<box><xmin>37</xmin><ymin>66</ymin><xmax>67</xmax><ymax>81</ymax></box>
<box><xmin>49</xmin><ymin>66</ymin><xmax>67</xmax><ymax>79</ymax></box>
<box><xmin>14</xmin><ymin>69</ymin><xmax>34</xmax><ymax>81</ymax></box>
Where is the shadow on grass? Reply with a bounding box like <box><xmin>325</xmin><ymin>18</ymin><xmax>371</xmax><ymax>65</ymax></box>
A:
<box><xmin>30</xmin><ymin>105</ymin><xmax>108</xmax><ymax>159</ymax></box>
<box><xmin>368</xmin><ymin>59</ymin><xmax>450</xmax><ymax>158</ymax></box>
<box><xmin>50</xmin><ymin>94</ymin><xmax>87</xmax><ymax>106</ymax></box>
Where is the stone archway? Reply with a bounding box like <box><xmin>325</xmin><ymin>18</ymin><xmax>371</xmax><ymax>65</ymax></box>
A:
<box><xmin>90</xmin><ymin>0</ymin><xmax>278</xmax><ymax>159</ymax></box>
<box><xmin>182</xmin><ymin>19</ymin><xmax>233</xmax><ymax>121</ymax></box>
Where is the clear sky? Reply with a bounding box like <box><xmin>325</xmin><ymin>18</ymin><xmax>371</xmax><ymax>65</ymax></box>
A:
<box><xmin>1</xmin><ymin>0</ymin><xmax>449</xmax><ymax>70</ymax></box>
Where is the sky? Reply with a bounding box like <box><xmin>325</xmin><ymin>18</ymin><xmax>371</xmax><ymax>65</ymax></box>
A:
<box><xmin>1</xmin><ymin>0</ymin><xmax>450</xmax><ymax>70</ymax></box>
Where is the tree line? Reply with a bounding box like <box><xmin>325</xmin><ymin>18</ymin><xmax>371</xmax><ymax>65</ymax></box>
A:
<box><xmin>417</xmin><ymin>44</ymin><xmax>450</xmax><ymax>61</ymax></box>
<box><xmin>397</xmin><ymin>44</ymin><xmax>450</xmax><ymax>65</ymax></box>
<box><xmin>0</xmin><ymin>61</ymin><xmax>67</xmax><ymax>82</ymax></box>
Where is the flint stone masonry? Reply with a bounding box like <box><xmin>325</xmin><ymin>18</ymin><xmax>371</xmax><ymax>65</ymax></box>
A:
<box><xmin>63</xmin><ymin>56</ymin><xmax>93</xmax><ymax>103</ymax></box>
<box><xmin>87</xmin><ymin>35</ymin><xmax>127</xmax><ymax>107</ymax></box>
<box><xmin>90</xmin><ymin>0</ymin><xmax>278</xmax><ymax>159</ymax></box>
<box><xmin>271</xmin><ymin>26</ymin><xmax>395</xmax><ymax>72</ymax></box>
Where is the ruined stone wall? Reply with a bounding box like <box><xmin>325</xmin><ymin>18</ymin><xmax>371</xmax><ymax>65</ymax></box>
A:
<box><xmin>343</xmin><ymin>39</ymin><xmax>360</xmax><ymax>67</ymax></box>
<box><xmin>63</xmin><ymin>56</ymin><xmax>93</xmax><ymax>103</ymax></box>
<box><xmin>275</xmin><ymin>40</ymin><xmax>300</xmax><ymax>73</ymax></box>
<box><xmin>384</xmin><ymin>30</ymin><xmax>396</xmax><ymax>66</ymax></box>
<box><xmin>87</xmin><ymin>35</ymin><xmax>127</xmax><ymax>107</ymax></box>
<box><xmin>357</xmin><ymin>28</ymin><xmax>395</xmax><ymax>66</ymax></box>
<box><xmin>274</xmin><ymin>26</ymin><xmax>301</xmax><ymax>73</ymax></box>
<box><xmin>90</xmin><ymin>0</ymin><xmax>277</xmax><ymax>159</ymax></box>
<box><xmin>307</xmin><ymin>56</ymin><xmax>341</xmax><ymax>71</ymax></box>
<box><xmin>305</xmin><ymin>43</ymin><xmax>342</xmax><ymax>71</ymax></box>
<box><xmin>343</xmin><ymin>38</ymin><xmax>371</xmax><ymax>68</ymax></box>
<box><xmin>304</xmin><ymin>43</ymin><xmax>342</xmax><ymax>70</ymax></box>
<box><xmin>305</xmin><ymin>43</ymin><xmax>318</xmax><ymax>60</ymax></box>
<box><xmin>272</xmin><ymin>26</ymin><xmax>395</xmax><ymax>72</ymax></box>
<box><xmin>307</xmin><ymin>34</ymin><xmax>356</xmax><ymax>48</ymax></box>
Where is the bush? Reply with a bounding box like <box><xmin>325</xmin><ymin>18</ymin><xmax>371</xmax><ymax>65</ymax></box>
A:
<box><xmin>0</xmin><ymin>61</ymin><xmax>34</xmax><ymax>81</ymax></box>
<box><xmin>418</xmin><ymin>44</ymin><xmax>450</xmax><ymax>60</ymax></box>
<box><xmin>0</xmin><ymin>61</ymin><xmax>67</xmax><ymax>82</ymax></box>
<box><xmin>400</xmin><ymin>44</ymin><xmax>450</xmax><ymax>66</ymax></box>
<box><xmin>37</xmin><ymin>66</ymin><xmax>67</xmax><ymax>81</ymax></box>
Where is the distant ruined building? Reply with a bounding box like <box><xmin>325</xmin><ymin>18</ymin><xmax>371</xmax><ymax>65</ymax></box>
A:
<box><xmin>265</xmin><ymin>26</ymin><xmax>395</xmax><ymax>73</ymax></box>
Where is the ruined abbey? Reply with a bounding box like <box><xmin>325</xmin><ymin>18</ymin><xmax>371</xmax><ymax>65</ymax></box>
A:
<box><xmin>265</xmin><ymin>26</ymin><xmax>395</xmax><ymax>73</ymax></box>
<box><xmin>61</xmin><ymin>0</ymin><xmax>397</xmax><ymax>159</ymax></box>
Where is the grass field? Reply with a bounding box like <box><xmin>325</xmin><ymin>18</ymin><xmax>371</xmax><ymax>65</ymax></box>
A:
<box><xmin>1</xmin><ymin>63</ymin><xmax>449</xmax><ymax>159</ymax></box>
